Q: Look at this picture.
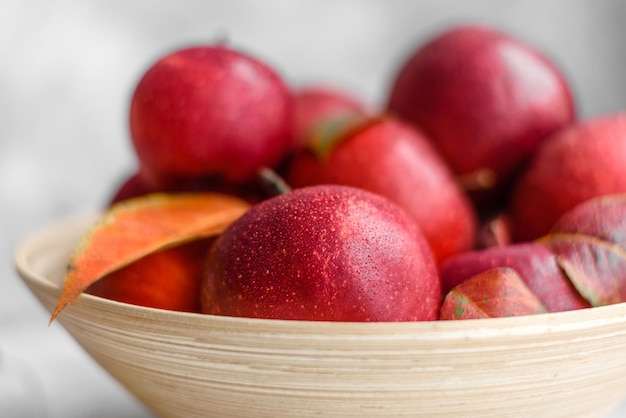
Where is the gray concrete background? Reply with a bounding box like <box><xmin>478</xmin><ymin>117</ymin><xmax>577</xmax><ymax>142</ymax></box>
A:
<box><xmin>3</xmin><ymin>1</ymin><xmax>626</xmax><ymax>416</ymax></box>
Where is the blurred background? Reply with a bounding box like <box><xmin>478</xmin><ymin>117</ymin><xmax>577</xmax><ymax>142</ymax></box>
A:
<box><xmin>3</xmin><ymin>0</ymin><xmax>626</xmax><ymax>416</ymax></box>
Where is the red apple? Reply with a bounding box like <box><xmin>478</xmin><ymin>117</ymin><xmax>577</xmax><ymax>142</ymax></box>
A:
<box><xmin>510</xmin><ymin>113</ymin><xmax>626</xmax><ymax>241</ymax></box>
<box><xmin>108</xmin><ymin>171</ymin><xmax>155</xmax><ymax>205</ymax></box>
<box><xmin>284</xmin><ymin>115</ymin><xmax>477</xmax><ymax>263</ymax></box>
<box><xmin>387</xmin><ymin>24</ymin><xmax>576</xmax><ymax>210</ymax></box>
<box><xmin>130</xmin><ymin>44</ymin><xmax>294</xmax><ymax>184</ymax></box>
<box><xmin>292</xmin><ymin>85</ymin><xmax>366</xmax><ymax>148</ymax></box>
<box><xmin>201</xmin><ymin>185</ymin><xmax>441</xmax><ymax>321</ymax></box>
<box><xmin>439</xmin><ymin>242</ymin><xmax>590</xmax><ymax>312</ymax></box>
<box><xmin>87</xmin><ymin>239</ymin><xmax>213</xmax><ymax>313</ymax></box>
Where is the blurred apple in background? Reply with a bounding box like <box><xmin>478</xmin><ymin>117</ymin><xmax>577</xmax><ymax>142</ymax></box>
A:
<box><xmin>510</xmin><ymin>113</ymin><xmax>626</xmax><ymax>241</ymax></box>
<box><xmin>201</xmin><ymin>185</ymin><xmax>441</xmax><ymax>321</ymax></box>
<box><xmin>108</xmin><ymin>171</ymin><xmax>154</xmax><ymax>205</ymax></box>
<box><xmin>387</xmin><ymin>24</ymin><xmax>576</xmax><ymax>212</ymax></box>
<box><xmin>291</xmin><ymin>85</ymin><xmax>367</xmax><ymax>149</ymax></box>
<box><xmin>107</xmin><ymin>169</ymin><xmax>266</xmax><ymax>206</ymax></box>
<box><xmin>284</xmin><ymin>115</ymin><xmax>477</xmax><ymax>263</ymax></box>
<box><xmin>129</xmin><ymin>44</ymin><xmax>294</xmax><ymax>187</ymax></box>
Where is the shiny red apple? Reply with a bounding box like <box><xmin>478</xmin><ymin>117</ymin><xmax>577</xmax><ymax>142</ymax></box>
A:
<box><xmin>284</xmin><ymin>115</ymin><xmax>477</xmax><ymax>263</ymax></box>
<box><xmin>201</xmin><ymin>185</ymin><xmax>441</xmax><ymax>321</ymax></box>
<box><xmin>130</xmin><ymin>44</ymin><xmax>294</xmax><ymax>185</ymax></box>
<box><xmin>387</xmin><ymin>24</ymin><xmax>576</xmax><ymax>210</ymax></box>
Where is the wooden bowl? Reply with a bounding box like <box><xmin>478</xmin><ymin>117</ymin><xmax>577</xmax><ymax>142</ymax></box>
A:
<box><xmin>15</xmin><ymin>215</ymin><xmax>626</xmax><ymax>418</ymax></box>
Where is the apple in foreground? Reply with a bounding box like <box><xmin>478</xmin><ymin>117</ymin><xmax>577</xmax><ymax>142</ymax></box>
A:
<box><xmin>130</xmin><ymin>44</ymin><xmax>294</xmax><ymax>184</ymax></box>
<box><xmin>284</xmin><ymin>116</ymin><xmax>477</xmax><ymax>263</ymax></box>
<box><xmin>201</xmin><ymin>185</ymin><xmax>441</xmax><ymax>321</ymax></box>
<box><xmin>387</xmin><ymin>24</ymin><xmax>576</xmax><ymax>210</ymax></box>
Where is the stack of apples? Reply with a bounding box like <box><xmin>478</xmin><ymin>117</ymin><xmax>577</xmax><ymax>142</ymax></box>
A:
<box><xmin>66</xmin><ymin>24</ymin><xmax>626</xmax><ymax>323</ymax></box>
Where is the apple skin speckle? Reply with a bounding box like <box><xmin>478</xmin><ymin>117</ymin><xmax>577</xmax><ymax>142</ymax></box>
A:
<box><xmin>201</xmin><ymin>185</ymin><xmax>441</xmax><ymax>321</ymax></box>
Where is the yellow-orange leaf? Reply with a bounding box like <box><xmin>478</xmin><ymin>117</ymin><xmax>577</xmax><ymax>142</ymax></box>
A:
<box><xmin>51</xmin><ymin>192</ymin><xmax>251</xmax><ymax>323</ymax></box>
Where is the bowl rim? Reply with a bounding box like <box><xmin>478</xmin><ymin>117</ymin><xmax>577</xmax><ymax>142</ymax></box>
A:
<box><xmin>14</xmin><ymin>213</ymin><xmax>626</xmax><ymax>338</ymax></box>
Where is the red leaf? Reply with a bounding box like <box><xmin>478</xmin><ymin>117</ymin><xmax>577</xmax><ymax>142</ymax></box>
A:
<box><xmin>550</xmin><ymin>194</ymin><xmax>626</xmax><ymax>248</ymax></box>
<box><xmin>440</xmin><ymin>267</ymin><xmax>548</xmax><ymax>320</ymax></box>
<box><xmin>540</xmin><ymin>232</ymin><xmax>626</xmax><ymax>306</ymax></box>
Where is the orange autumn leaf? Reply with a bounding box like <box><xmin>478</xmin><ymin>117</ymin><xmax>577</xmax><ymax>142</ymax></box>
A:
<box><xmin>51</xmin><ymin>192</ymin><xmax>251</xmax><ymax>323</ymax></box>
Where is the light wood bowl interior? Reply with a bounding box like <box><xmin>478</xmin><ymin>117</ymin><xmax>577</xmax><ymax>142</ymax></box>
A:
<box><xmin>15</xmin><ymin>215</ymin><xmax>626</xmax><ymax>418</ymax></box>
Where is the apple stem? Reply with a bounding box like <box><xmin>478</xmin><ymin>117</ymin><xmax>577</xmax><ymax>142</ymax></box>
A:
<box><xmin>476</xmin><ymin>213</ymin><xmax>513</xmax><ymax>249</ymax></box>
<box><xmin>258</xmin><ymin>167</ymin><xmax>292</xmax><ymax>196</ymax></box>
<box><xmin>457</xmin><ymin>168</ymin><xmax>497</xmax><ymax>192</ymax></box>
<box><xmin>212</xmin><ymin>30</ymin><xmax>230</xmax><ymax>46</ymax></box>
